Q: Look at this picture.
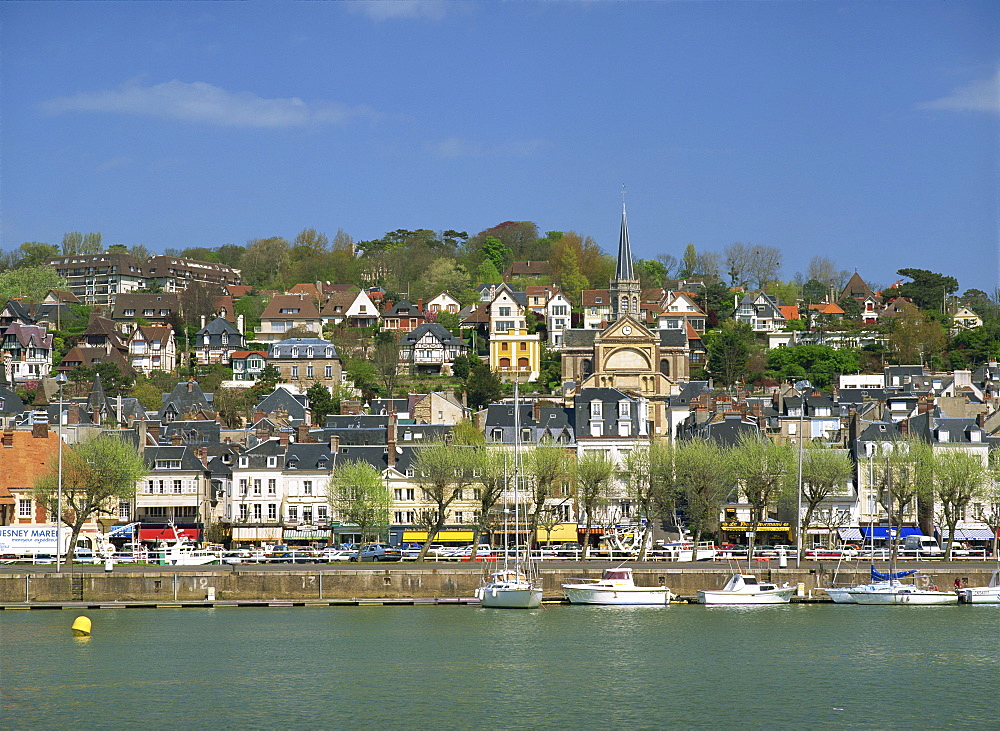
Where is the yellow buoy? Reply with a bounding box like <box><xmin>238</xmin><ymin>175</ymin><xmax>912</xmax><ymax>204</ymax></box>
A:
<box><xmin>71</xmin><ymin>616</ymin><xmax>92</xmax><ymax>637</ymax></box>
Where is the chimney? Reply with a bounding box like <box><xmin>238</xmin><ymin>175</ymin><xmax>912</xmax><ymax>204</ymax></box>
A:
<box><xmin>532</xmin><ymin>398</ymin><xmax>541</xmax><ymax>422</ymax></box>
<box><xmin>279</xmin><ymin>429</ymin><xmax>289</xmax><ymax>446</ymax></box>
<box><xmin>329</xmin><ymin>434</ymin><xmax>340</xmax><ymax>454</ymax></box>
<box><xmin>138</xmin><ymin>421</ymin><xmax>147</xmax><ymax>453</ymax></box>
<box><xmin>387</xmin><ymin>413</ymin><xmax>397</xmax><ymax>468</ymax></box>
<box><xmin>297</xmin><ymin>423</ymin><xmax>311</xmax><ymax>443</ymax></box>
<box><xmin>200</xmin><ymin>315</ymin><xmax>206</xmax><ymax>329</ymax></box>
<box><xmin>195</xmin><ymin>446</ymin><xmax>209</xmax><ymax>467</ymax></box>
<box><xmin>900</xmin><ymin>419</ymin><xmax>909</xmax><ymax>436</ymax></box>
<box><xmin>149</xmin><ymin>423</ymin><xmax>161</xmax><ymax>444</ymax></box>
<box><xmin>171</xmin><ymin>432</ymin><xmax>183</xmax><ymax>447</ymax></box>
<box><xmin>187</xmin><ymin>379</ymin><xmax>194</xmax><ymax>392</ymax></box>
<box><xmin>417</xmin><ymin>298</ymin><xmax>424</xmax><ymax>312</ymax></box>
<box><xmin>237</xmin><ymin>314</ymin><xmax>244</xmax><ymax>335</ymax></box>
<box><xmin>2</xmin><ymin>427</ymin><xmax>13</xmax><ymax>447</ymax></box>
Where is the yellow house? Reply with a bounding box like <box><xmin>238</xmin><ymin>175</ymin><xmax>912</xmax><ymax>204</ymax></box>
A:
<box><xmin>489</xmin><ymin>326</ymin><xmax>541</xmax><ymax>382</ymax></box>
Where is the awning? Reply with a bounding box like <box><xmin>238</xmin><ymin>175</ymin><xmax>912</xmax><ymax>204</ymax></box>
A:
<box><xmin>942</xmin><ymin>525</ymin><xmax>996</xmax><ymax>541</ymax></box>
<box><xmin>284</xmin><ymin>530</ymin><xmax>329</xmax><ymax>540</ymax></box>
<box><xmin>107</xmin><ymin>524</ymin><xmax>135</xmax><ymax>538</ymax></box>
<box><xmin>860</xmin><ymin>526</ymin><xmax>922</xmax><ymax>539</ymax></box>
<box><xmin>139</xmin><ymin>526</ymin><xmax>201</xmax><ymax>541</ymax></box>
<box><xmin>839</xmin><ymin>528</ymin><xmax>863</xmax><ymax>541</ymax></box>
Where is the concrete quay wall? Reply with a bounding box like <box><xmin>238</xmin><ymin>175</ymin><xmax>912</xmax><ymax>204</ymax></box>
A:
<box><xmin>2</xmin><ymin>564</ymin><xmax>995</xmax><ymax>604</ymax></box>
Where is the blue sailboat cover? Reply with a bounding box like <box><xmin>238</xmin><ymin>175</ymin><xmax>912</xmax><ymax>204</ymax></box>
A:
<box><xmin>871</xmin><ymin>565</ymin><xmax>917</xmax><ymax>581</ymax></box>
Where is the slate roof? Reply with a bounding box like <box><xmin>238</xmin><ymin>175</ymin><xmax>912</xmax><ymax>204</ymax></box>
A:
<box><xmin>195</xmin><ymin>316</ymin><xmax>244</xmax><ymax>347</ymax></box>
<box><xmin>268</xmin><ymin>338</ymin><xmax>339</xmax><ymax>359</ymax></box>
<box><xmin>399</xmin><ymin>323</ymin><xmax>465</xmax><ymax>347</ymax></box>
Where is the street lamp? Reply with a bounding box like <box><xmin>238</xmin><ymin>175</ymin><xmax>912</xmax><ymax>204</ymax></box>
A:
<box><xmin>55</xmin><ymin>372</ymin><xmax>68</xmax><ymax>571</ymax></box>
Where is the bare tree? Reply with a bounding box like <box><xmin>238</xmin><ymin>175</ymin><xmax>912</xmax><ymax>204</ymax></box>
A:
<box><xmin>625</xmin><ymin>442</ymin><xmax>678</xmax><ymax>560</ymax></box>
<box><xmin>746</xmin><ymin>245</ymin><xmax>783</xmax><ymax>289</ymax></box>
<box><xmin>413</xmin><ymin>443</ymin><xmax>476</xmax><ymax>560</ymax></box>
<box><xmin>872</xmin><ymin>439</ymin><xmax>934</xmax><ymax>564</ymax></box>
<box><xmin>328</xmin><ymin>460</ymin><xmax>392</xmax><ymax>561</ymax></box>
<box><xmin>524</xmin><ymin>441</ymin><xmax>574</xmax><ymax>544</ymax></box>
<box><xmin>725</xmin><ymin>242</ymin><xmax>754</xmax><ymax>288</ymax></box>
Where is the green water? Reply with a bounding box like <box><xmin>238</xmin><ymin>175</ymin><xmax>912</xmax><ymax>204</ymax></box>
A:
<box><xmin>1</xmin><ymin>604</ymin><xmax>997</xmax><ymax>730</ymax></box>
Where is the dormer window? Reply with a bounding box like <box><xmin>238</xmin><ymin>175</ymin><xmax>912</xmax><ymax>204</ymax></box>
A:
<box><xmin>267</xmin><ymin>456</ymin><xmax>277</xmax><ymax>467</ymax></box>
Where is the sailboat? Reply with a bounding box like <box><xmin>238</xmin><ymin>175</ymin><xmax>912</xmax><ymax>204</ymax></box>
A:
<box><xmin>846</xmin><ymin>461</ymin><xmax>956</xmax><ymax>605</ymax></box>
<box><xmin>475</xmin><ymin>383</ymin><xmax>543</xmax><ymax>609</ymax></box>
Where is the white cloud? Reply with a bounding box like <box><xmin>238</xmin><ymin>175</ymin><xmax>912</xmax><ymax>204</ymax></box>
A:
<box><xmin>918</xmin><ymin>70</ymin><xmax>1000</xmax><ymax>114</ymax></box>
<box><xmin>427</xmin><ymin>137</ymin><xmax>550</xmax><ymax>159</ymax></box>
<box><xmin>41</xmin><ymin>80</ymin><xmax>377</xmax><ymax>128</ymax></box>
<box><xmin>349</xmin><ymin>0</ymin><xmax>448</xmax><ymax>22</ymax></box>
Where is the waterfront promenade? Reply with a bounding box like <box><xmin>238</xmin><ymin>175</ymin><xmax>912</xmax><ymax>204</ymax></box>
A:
<box><xmin>2</xmin><ymin>561</ymin><xmax>995</xmax><ymax>607</ymax></box>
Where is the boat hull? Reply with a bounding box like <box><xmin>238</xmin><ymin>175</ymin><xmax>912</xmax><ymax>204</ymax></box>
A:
<box><xmin>563</xmin><ymin>584</ymin><xmax>671</xmax><ymax>605</ymax></box>
<box><xmin>823</xmin><ymin>588</ymin><xmax>857</xmax><ymax>604</ymax></box>
<box><xmin>476</xmin><ymin>584</ymin><xmax>543</xmax><ymax>609</ymax></box>
<box><xmin>850</xmin><ymin>588</ymin><xmax>958</xmax><ymax>605</ymax></box>
<box><xmin>957</xmin><ymin>588</ymin><xmax>1000</xmax><ymax>604</ymax></box>
<box><xmin>697</xmin><ymin>588</ymin><xmax>794</xmax><ymax>605</ymax></box>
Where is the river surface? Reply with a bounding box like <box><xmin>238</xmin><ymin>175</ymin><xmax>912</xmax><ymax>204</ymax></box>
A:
<box><xmin>2</xmin><ymin>603</ymin><xmax>997</xmax><ymax>730</ymax></box>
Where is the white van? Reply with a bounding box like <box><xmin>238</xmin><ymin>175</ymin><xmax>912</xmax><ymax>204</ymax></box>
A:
<box><xmin>902</xmin><ymin>535</ymin><xmax>943</xmax><ymax>558</ymax></box>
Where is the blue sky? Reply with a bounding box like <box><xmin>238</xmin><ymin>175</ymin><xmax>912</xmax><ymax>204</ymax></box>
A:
<box><xmin>2</xmin><ymin>1</ymin><xmax>997</xmax><ymax>294</ymax></box>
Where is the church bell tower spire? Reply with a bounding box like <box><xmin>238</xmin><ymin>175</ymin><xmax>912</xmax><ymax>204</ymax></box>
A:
<box><xmin>610</xmin><ymin>190</ymin><xmax>640</xmax><ymax>322</ymax></box>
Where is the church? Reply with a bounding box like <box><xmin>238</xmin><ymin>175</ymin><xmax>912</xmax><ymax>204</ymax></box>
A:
<box><xmin>561</xmin><ymin>203</ymin><xmax>688</xmax><ymax>437</ymax></box>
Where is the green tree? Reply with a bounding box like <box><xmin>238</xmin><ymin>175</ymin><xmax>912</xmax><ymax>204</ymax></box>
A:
<box><xmin>34</xmin><ymin>434</ymin><xmax>149</xmax><ymax>564</ymax></box>
<box><xmin>894</xmin><ymin>268</ymin><xmax>959</xmax><ymax>312</ymax></box>
<box><xmin>933</xmin><ymin>450</ymin><xmax>989</xmax><ymax>559</ymax></box>
<box><xmin>474</xmin><ymin>259</ymin><xmax>502</xmax><ymax>285</ymax></box>
<box><xmin>765</xmin><ymin>344</ymin><xmax>861</xmax><ymax>390</ymax></box>
<box><xmin>625</xmin><ymin>441</ymin><xmax>679</xmax><ymax>560</ymax></box>
<box><xmin>128</xmin><ymin>381</ymin><xmax>165</xmax><ymax>411</ymax></box>
<box><xmin>576</xmin><ymin>451</ymin><xmax>615</xmax><ymax>560</ymax></box>
<box><xmin>0</xmin><ymin>265</ymin><xmax>68</xmax><ymax>301</ymax></box>
<box><xmin>706</xmin><ymin>320</ymin><xmax>754</xmax><ymax>386</ymax></box>
<box><xmin>450</xmin><ymin>354</ymin><xmax>473</xmax><ymax>380</ymax></box>
<box><xmin>524</xmin><ymin>441</ymin><xmax>574</xmax><ymax>546</ymax></box>
<box><xmin>413</xmin><ymin>443</ymin><xmax>476</xmax><ymax>560</ymax></box>
<box><xmin>730</xmin><ymin>433</ymin><xmax>796</xmax><ymax>554</ymax></box>
<box><xmin>468</xmin><ymin>448</ymin><xmax>505</xmax><ymax>560</ymax></box>
<box><xmin>465</xmin><ymin>362</ymin><xmax>504</xmax><ymax>410</ymax></box>
<box><xmin>328</xmin><ymin>460</ymin><xmax>392</xmax><ymax>560</ymax></box>
<box><xmin>16</xmin><ymin>241</ymin><xmax>60</xmax><ymax>268</ymax></box>
<box><xmin>798</xmin><ymin>444</ymin><xmax>854</xmax><ymax>549</ymax></box>
<box><xmin>872</xmin><ymin>438</ymin><xmax>934</xmax><ymax>563</ymax></box>
<box><xmin>307</xmin><ymin>382</ymin><xmax>337</xmax><ymax>426</ymax></box>
<box><xmin>480</xmin><ymin>236</ymin><xmax>513</xmax><ymax>274</ymax></box>
<box><xmin>675</xmin><ymin>439</ymin><xmax>733</xmax><ymax>547</ymax></box>
<box><xmin>67</xmin><ymin>363</ymin><xmax>134</xmax><ymax>399</ymax></box>
<box><xmin>680</xmin><ymin>243</ymin><xmax>699</xmax><ymax>279</ymax></box>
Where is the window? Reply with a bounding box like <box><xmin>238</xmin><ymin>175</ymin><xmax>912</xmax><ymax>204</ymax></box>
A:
<box><xmin>590</xmin><ymin>401</ymin><xmax>602</xmax><ymax>418</ymax></box>
<box><xmin>155</xmin><ymin>459</ymin><xmax>182</xmax><ymax>469</ymax></box>
<box><xmin>595</xmin><ymin>296</ymin><xmax>602</xmax><ymax>303</ymax></box>
<box><xmin>307</xmin><ymin>365</ymin><xmax>314</xmax><ymax>379</ymax></box>
<box><xmin>253</xmin><ymin>479</ymin><xmax>261</xmax><ymax>495</ymax></box>
<box><xmin>395</xmin><ymin>488</ymin><xmax>415</xmax><ymax>501</ymax></box>
<box><xmin>240</xmin><ymin>479</ymin><xmax>248</xmax><ymax>495</ymax></box>
<box><xmin>253</xmin><ymin>504</ymin><xmax>262</xmax><ymax>521</ymax></box>
<box><xmin>268</xmin><ymin>479</ymin><xmax>276</xmax><ymax>495</ymax></box>
<box><xmin>173</xmin><ymin>479</ymin><xmax>183</xmax><ymax>494</ymax></box>
<box><xmin>239</xmin><ymin>504</ymin><xmax>249</xmax><ymax>522</ymax></box>
<box><xmin>304</xmin><ymin>480</ymin><xmax>313</xmax><ymax>495</ymax></box>
<box><xmin>267</xmin><ymin>456</ymin><xmax>277</xmax><ymax>468</ymax></box>
<box><xmin>18</xmin><ymin>498</ymin><xmax>31</xmax><ymax>518</ymax></box>
<box><xmin>618</xmin><ymin>401</ymin><xmax>630</xmax><ymax>417</ymax></box>
<box><xmin>119</xmin><ymin>501</ymin><xmax>131</xmax><ymax>520</ymax></box>
<box><xmin>268</xmin><ymin>503</ymin><xmax>277</xmax><ymax>521</ymax></box>
<box><xmin>325</xmin><ymin>365</ymin><xmax>333</xmax><ymax>379</ymax></box>
<box><xmin>317</xmin><ymin>505</ymin><xmax>328</xmax><ymax>522</ymax></box>
<box><xmin>302</xmin><ymin>506</ymin><xmax>313</xmax><ymax>523</ymax></box>
<box><xmin>291</xmin><ymin>365</ymin><xmax>299</xmax><ymax>378</ymax></box>
<box><xmin>288</xmin><ymin>506</ymin><xmax>298</xmax><ymax>522</ymax></box>
<box><xmin>499</xmin><ymin>306</ymin><xmax>511</xmax><ymax>317</ymax></box>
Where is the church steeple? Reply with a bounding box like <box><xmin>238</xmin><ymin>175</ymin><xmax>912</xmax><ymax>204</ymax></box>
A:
<box><xmin>610</xmin><ymin>196</ymin><xmax>640</xmax><ymax>322</ymax></box>
<box><xmin>614</xmin><ymin>201</ymin><xmax>634</xmax><ymax>281</ymax></box>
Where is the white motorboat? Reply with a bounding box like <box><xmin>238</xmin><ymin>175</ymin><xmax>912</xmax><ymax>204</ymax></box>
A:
<box><xmin>955</xmin><ymin>568</ymin><xmax>1000</xmax><ymax>604</ymax></box>
<box><xmin>150</xmin><ymin>524</ymin><xmax>221</xmax><ymax>566</ymax></box>
<box><xmin>476</xmin><ymin>383</ymin><xmax>543</xmax><ymax>609</ymax></box>
<box><xmin>562</xmin><ymin>567</ymin><xmax>672</xmax><ymax>605</ymax></box>
<box><xmin>697</xmin><ymin>574</ymin><xmax>795</xmax><ymax>605</ymax></box>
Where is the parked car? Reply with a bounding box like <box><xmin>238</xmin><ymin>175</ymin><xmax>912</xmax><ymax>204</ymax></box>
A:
<box><xmin>318</xmin><ymin>548</ymin><xmax>354</xmax><ymax>562</ymax></box>
<box><xmin>270</xmin><ymin>549</ymin><xmax>317</xmax><ymax>564</ymax></box>
<box><xmin>804</xmin><ymin>546</ymin><xmax>858</xmax><ymax>560</ymax></box>
<box><xmin>347</xmin><ymin>544</ymin><xmax>403</xmax><ymax>562</ymax></box>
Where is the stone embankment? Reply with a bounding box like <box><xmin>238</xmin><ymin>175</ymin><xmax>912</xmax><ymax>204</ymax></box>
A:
<box><xmin>2</xmin><ymin>563</ymin><xmax>995</xmax><ymax>606</ymax></box>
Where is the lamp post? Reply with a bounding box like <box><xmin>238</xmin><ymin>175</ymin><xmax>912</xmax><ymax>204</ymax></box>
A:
<box><xmin>55</xmin><ymin>372</ymin><xmax>68</xmax><ymax>571</ymax></box>
<box><xmin>793</xmin><ymin>380</ymin><xmax>811</xmax><ymax>569</ymax></box>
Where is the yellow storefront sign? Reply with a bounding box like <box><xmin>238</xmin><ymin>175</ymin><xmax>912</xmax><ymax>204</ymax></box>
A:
<box><xmin>535</xmin><ymin>523</ymin><xmax>578</xmax><ymax>542</ymax></box>
<box><xmin>402</xmin><ymin>531</ymin><xmax>475</xmax><ymax>543</ymax></box>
